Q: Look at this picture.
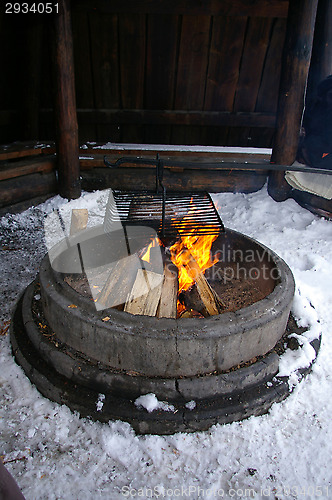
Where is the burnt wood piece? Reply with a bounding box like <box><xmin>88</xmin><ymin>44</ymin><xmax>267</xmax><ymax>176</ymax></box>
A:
<box><xmin>157</xmin><ymin>261</ymin><xmax>178</xmax><ymax>319</ymax></box>
<box><xmin>177</xmin><ymin>247</ymin><xmax>224</xmax><ymax>316</ymax></box>
<box><xmin>124</xmin><ymin>269</ymin><xmax>163</xmax><ymax>316</ymax></box>
<box><xmin>72</xmin><ymin>0</ymin><xmax>289</xmax><ymax>18</ymax></box>
<box><xmin>179</xmin><ymin>285</ymin><xmax>209</xmax><ymax>318</ymax></box>
<box><xmin>53</xmin><ymin>0</ymin><xmax>81</xmax><ymax>199</ymax></box>
<box><xmin>269</xmin><ymin>0</ymin><xmax>319</xmax><ymax>201</ymax></box>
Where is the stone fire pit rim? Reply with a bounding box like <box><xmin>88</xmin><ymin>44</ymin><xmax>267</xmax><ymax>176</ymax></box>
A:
<box><xmin>45</xmin><ymin>226</ymin><xmax>295</xmax><ymax>335</ymax></box>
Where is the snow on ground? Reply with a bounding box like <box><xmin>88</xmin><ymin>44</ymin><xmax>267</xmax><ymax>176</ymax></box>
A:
<box><xmin>0</xmin><ymin>185</ymin><xmax>331</xmax><ymax>499</ymax></box>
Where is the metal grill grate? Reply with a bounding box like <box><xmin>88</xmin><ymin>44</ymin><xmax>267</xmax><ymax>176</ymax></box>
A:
<box><xmin>104</xmin><ymin>190</ymin><xmax>224</xmax><ymax>238</ymax></box>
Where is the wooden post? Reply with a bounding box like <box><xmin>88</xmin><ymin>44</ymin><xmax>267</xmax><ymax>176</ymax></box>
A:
<box><xmin>269</xmin><ymin>0</ymin><xmax>318</xmax><ymax>201</ymax></box>
<box><xmin>53</xmin><ymin>0</ymin><xmax>81</xmax><ymax>199</ymax></box>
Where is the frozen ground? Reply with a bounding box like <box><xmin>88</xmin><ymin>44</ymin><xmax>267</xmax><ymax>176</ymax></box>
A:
<box><xmin>0</xmin><ymin>185</ymin><xmax>331</xmax><ymax>499</ymax></box>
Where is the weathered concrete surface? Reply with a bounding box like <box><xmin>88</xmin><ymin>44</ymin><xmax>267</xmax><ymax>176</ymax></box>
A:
<box><xmin>39</xmin><ymin>228</ymin><xmax>295</xmax><ymax>377</ymax></box>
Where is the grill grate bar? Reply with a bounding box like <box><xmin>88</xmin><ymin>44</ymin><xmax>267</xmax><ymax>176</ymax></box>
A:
<box><xmin>104</xmin><ymin>190</ymin><xmax>224</xmax><ymax>238</ymax></box>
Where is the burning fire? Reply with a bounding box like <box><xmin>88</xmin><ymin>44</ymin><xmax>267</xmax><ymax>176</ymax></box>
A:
<box><xmin>170</xmin><ymin>232</ymin><xmax>219</xmax><ymax>293</ymax></box>
<box><xmin>169</xmin><ymin>201</ymin><xmax>219</xmax><ymax>294</ymax></box>
<box><xmin>141</xmin><ymin>237</ymin><xmax>163</xmax><ymax>263</ymax></box>
<box><xmin>139</xmin><ymin>200</ymin><xmax>220</xmax><ymax>316</ymax></box>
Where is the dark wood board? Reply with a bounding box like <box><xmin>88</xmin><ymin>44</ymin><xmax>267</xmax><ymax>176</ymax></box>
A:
<box><xmin>172</xmin><ymin>15</ymin><xmax>211</xmax><ymax>145</ymax></box>
<box><xmin>228</xmin><ymin>17</ymin><xmax>273</xmax><ymax>147</ymax></box>
<box><xmin>89</xmin><ymin>11</ymin><xmax>121</xmax><ymax>142</ymax></box>
<box><xmin>144</xmin><ymin>14</ymin><xmax>179</xmax><ymax>143</ymax></box>
<box><xmin>72</xmin><ymin>9</ymin><xmax>97</xmax><ymax>142</ymax></box>
<box><xmin>119</xmin><ymin>13</ymin><xmax>146</xmax><ymax>143</ymax></box>
<box><xmin>72</xmin><ymin>0</ymin><xmax>289</xmax><ymax>18</ymax></box>
<box><xmin>251</xmin><ymin>17</ymin><xmax>287</xmax><ymax>147</ymax></box>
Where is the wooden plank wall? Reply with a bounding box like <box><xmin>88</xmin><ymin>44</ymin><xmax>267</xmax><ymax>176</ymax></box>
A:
<box><xmin>0</xmin><ymin>0</ymin><xmax>289</xmax><ymax>148</ymax></box>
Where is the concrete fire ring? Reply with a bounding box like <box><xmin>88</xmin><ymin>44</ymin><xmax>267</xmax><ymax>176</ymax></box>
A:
<box><xmin>11</xmin><ymin>284</ymin><xmax>321</xmax><ymax>435</ymax></box>
<box><xmin>38</xmin><ymin>228</ymin><xmax>295</xmax><ymax>378</ymax></box>
<box><xmin>10</xmin><ymin>225</ymin><xmax>322</xmax><ymax>434</ymax></box>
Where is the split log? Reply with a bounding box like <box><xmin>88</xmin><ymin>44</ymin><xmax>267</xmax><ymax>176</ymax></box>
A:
<box><xmin>70</xmin><ymin>209</ymin><xmax>89</xmax><ymax>235</ymax></box>
<box><xmin>157</xmin><ymin>261</ymin><xmax>178</xmax><ymax>319</ymax></box>
<box><xmin>96</xmin><ymin>254</ymin><xmax>141</xmax><ymax>309</ymax></box>
<box><xmin>179</xmin><ymin>285</ymin><xmax>209</xmax><ymax>318</ymax></box>
<box><xmin>124</xmin><ymin>269</ymin><xmax>163</xmax><ymax>316</ymax></box>
<box><xmin>178</xmin><ymin>247</ymin><xmax>224</xmax><ymax>315</ymax></box>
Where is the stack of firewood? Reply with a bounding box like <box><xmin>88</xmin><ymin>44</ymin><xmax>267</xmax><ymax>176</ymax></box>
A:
<box><xmin>69</xmin><ymin>209</ymin><xmax>224</xmax><ymax>318</ymax></box>
<box><xmin>94</xmin><ymin>247</ymin><xmax>224</xmax><ymax>319</ymax></box>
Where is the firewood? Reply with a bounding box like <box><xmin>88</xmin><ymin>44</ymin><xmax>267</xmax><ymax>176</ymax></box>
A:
<box><xmin>179</xmin><ymin>285</ymin><xmax>209</xmax><ymax>318</ymax></box>
<box><xmin>70</xmin><ymin>209</ymin><xmax>88</xmax><ymax>235</ymax></box>
<box><xmin>157</xmin><ymin>261</ymin><xmax>178</xmax><ymax>319</ymax></box>
<box><xmin>124</xmin><ymin>269</ymin><xmax>163</xmax><ymax>316</ymax></box>
<box><xmin>96</xmin><ymin>254</ymin><xmax>141</xmax><ymax>309</ymax></box>
<box><xmin>178</xmin><ymin>247</ymin><xmax>225</xmax><ymax>316</ymax></box>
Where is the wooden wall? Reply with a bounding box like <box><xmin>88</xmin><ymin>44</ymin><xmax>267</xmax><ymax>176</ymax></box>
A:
<box><xmin>1</xmin><ymin>0</ymin><xmax>290</xmax><ymax>147</ymax></box>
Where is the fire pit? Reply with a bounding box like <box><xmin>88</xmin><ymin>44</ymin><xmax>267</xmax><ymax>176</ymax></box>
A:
<box><xmin>10</xmin><ymin>180</ymin><xmax>321</xmax><ymax>434</ymax></box>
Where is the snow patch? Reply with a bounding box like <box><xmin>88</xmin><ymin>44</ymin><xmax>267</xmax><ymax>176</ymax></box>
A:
<box><xmin>96</xmin><ymin>394</ymin><xmax>105</xmax><ymax>412</ymax></box>
<box><xmin>134</xmin><ymin>393</ymin><xmax>176</xmax><ymax>413</ymax></box>
<box><xmin>185</xmin><ymin>400</ymin><xmax>196</xmax><ymax>410</ymax></box>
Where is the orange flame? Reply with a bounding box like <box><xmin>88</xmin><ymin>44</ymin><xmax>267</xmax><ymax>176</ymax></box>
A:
<box><xmin>139</xmin><ymin>201</ymin><xmax>220</xmax><ymax>316</ymax></box>
<box><xmin>141</xmin><ymin>237</ymin><xmax>163</xmax><ymax>263</ymax></box>
<box><xmin>170</xmin><ymin>233</ymin><xmax>219</xmax><ymax>293</ymax></box>
<box><xmin>169</xmin><ymin>202</ymin><xmax>220</xmax><ymax>294</ymax></box>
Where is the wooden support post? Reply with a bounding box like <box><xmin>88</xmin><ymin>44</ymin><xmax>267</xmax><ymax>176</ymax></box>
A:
<box><xmin>53</xmin><ymin>0</ymin><xmax>81</xmax><ymax>200</ymax></box>
<box><xmin>269</xmin><ymin>0</ymin><xmax>318</xmax><ymax>201</ymax></box>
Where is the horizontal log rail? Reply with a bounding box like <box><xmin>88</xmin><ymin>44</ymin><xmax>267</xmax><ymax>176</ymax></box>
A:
<box><xmin>0</xmin><ymin>155</ymin><xmax>56</xmax><ymax>182</ymax></box>
<box><xmin>0</xmin><ymin>141</ymin><xmax>55</xmax><ymax>161</ymax></box>
<box><xmin>2</xmin><ymin>144</ymin><xmax>331</xmax><ymax>183</ymax></box>
<box><xmin>1</xmin><ymin>142</ymin><xmax>330</xmax><ymax>210</ymax></box>
<box><xmin>39</xmin><ymin>109</ymin><xmax>277</xmax><ymax>128</ymax></box>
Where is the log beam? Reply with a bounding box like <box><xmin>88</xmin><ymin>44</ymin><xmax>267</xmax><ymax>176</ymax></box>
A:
<box><xmin>53</xmin><ymin>0</ymin><xmax>81</xmax><ymax>199</ymax></box>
